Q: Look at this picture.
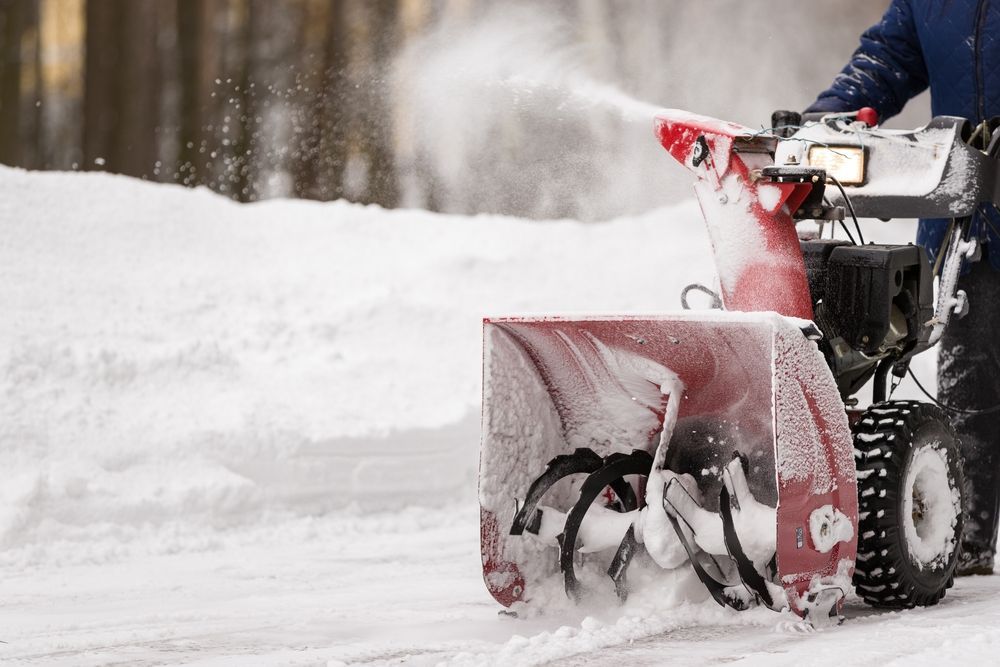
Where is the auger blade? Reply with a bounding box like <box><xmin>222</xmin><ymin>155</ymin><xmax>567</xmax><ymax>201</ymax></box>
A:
<box><xmin>662</xmin><ymin>477</ymin><xmax>747</xmax><ymax>611</ymax></box>
<box><xmin>607</xmin><ymin>525</ymin><xmax>641</xmax><ymax>603</ymax></box>
<box><xmin>510</xmin><ymin>448</ymin><xmax>603</xmax><ymax>535</ymax></box>
<box><xmin>559</xmin><ymin>450</ymin><xmax>652</xmax><ymax>601</ymax></box>
<box><xmin>719</xmin><ymin>453</ymin><xmax>776</xmax><ymax>609</ymax></box>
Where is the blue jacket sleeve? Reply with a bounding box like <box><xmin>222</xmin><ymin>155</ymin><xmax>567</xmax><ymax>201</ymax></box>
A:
<box><xmin>805</xmin><ymin>0</ymin><xmax>929</xmax><ymax>120</ymax></box>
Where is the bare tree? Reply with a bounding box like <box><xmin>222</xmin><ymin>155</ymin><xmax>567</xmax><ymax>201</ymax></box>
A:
<box><xmin>117</xmin><ymin>0</ymin><xmax>160</xmax><ymax>177</ymax></box>
<box><xmin>83</xmin><ymin>0</ymin><xmax>162</xmax><ymax>177</ymax></box>
<box><xmin>231</xmin><ymin>0</ymin><xmax>262</xmax><ymax>201</ymax></box>
<box><xmin>293</xmin><ymin>0</ymin><xmax>350</xmax><ymax>201</ymax></box>
<box><xmin>290</xmin><ymin>0</ymin><xmax>326</xmax><ymax>199</ymax></box>
<box><xmin>356</xmin><ymin>0</ymin><xmax>399</xmax><ymax>208</ymax></box>
<box><xmin>176</xmin><ymin>0</ymin><xmax>221</xmax><ymax>185</ymax></box>
<box><xmin>19</xmin><ymin>0</ymin><xmax>42</xmax><ymax>168</ymax></box>
<box><xmin>0</xmin><ymin>0</ymin><xmax>28</xmax><ymax>166</ymax></box>
<box><xmin>82</xmin><ymin>0</ymin><xmax>116</xmax><ymax>170</ymax></box>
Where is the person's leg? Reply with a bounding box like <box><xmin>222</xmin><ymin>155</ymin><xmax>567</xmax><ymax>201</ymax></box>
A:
<box><xmin>938</xmin><ymin>256</ymin><xmax>1000</xmax><ymax>575</ymax></box>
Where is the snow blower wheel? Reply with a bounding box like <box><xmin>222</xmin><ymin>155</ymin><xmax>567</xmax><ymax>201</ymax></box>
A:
<box><xmin>852</xmin><ymin>400</ymin><xmax>966</xmax><ymax>608</ymax></box>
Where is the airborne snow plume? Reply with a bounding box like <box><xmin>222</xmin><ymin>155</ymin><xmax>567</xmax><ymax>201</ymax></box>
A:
<box><xmin>394</xmin><ymin>3</ymin><xmax>680</xmax><ymax>222</ymax></box>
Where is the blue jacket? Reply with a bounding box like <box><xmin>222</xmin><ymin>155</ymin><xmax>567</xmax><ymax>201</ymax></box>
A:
<box><xmin>806</xmin><ymin>0</ymin><xmax>1000</xmax><ymax>269</ymax></box>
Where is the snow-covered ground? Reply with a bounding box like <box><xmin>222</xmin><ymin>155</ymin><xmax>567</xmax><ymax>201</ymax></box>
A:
<box><xmin>1</xmin><ymin>166</ymin><xmax>993</xmax><ymax>666</ymax></box>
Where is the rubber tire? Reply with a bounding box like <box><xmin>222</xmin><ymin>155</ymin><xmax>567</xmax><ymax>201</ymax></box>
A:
<box><xmin>852</xmin><ymin>400</ymin><xmax>966</xmax><ymax>609</ymax></box>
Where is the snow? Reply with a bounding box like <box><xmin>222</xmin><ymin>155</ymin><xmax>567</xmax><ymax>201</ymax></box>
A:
<box><xmin>772</xmin><ymin>317</ymin><xmax>851</xmax><ymax>496</ymax></box>
<box><xmin>757</xmin><ymin>183</ymin><xmax>784</xmax><ymax>213</ymax></box>
<box><xmin>693</xmin><ymin>172</ymin><xmax>768</xmax><ymax>293</ymax></box>
<box><xmin>902</xmin><ymin>443</ymin><xmax>961</xmax><ymax>569</ymax></box>
<box><xmin>398</xmin><ymin>6</ymin><xmax>678</xmax><ymax>222</ymax></box>
<box><xmin>786</xmin><ymin>122</ymin><xmax>955</xmax><ymax>199</ymax></box>
<box><xmin>723</xmin><ymin>457</ymin><xmax>779</xmax><ymax>569</ymax></box>
<box><xmin>1</xmin><ymin>165</ymin><xmax>996</xmax><ymax>664</ymax></box>
<box><xmin>786</xmin><ymin>119</ymin><xmax>986</xmax><ymax>219</ymax></box>
<box><xmin>809</xmin><ymin>505</ymin><xmax>855</xmax><ymax>554</ymax></box>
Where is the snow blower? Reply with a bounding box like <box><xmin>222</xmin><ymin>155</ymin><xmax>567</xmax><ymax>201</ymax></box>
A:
<box><xmin>480</xmin><ymin>107</ymin><xmax>1000</xmax><ymax>621</ymax></box>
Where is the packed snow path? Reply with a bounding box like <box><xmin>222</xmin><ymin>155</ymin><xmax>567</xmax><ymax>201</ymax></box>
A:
<box><xmin>5</xmin><ymin>506</ymin><xmax>1000</xmax><ymax>666</ymax></box>
<box><xmin>0</xmin><ymin>167</ymin><xmax>988</xmax><ymax>665</ymax></box>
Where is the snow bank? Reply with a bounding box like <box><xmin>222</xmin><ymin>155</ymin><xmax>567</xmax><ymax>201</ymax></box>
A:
<box><xmin>0</xmin><ymin>166</ymin><xmax>718</xmax><ymax>563</ymax></box>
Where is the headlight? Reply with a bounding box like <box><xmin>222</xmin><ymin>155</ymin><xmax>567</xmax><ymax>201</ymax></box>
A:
<box><xmin>807</xmin><ymin>146</ymin><xmax>866</xmax><ymax>185</ymax></box>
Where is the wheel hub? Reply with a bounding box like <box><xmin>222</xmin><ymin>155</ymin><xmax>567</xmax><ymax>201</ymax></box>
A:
<box><xmin>903</xmin><ymin>444</ymin><xmax>959</xmax><ymax>569</ymax></box>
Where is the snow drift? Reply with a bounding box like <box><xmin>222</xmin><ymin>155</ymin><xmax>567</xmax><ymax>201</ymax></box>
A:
<box><xmin>0</xmin><ymin>164</ymin><xmax>719</xmax><ymax>565</ymax></box>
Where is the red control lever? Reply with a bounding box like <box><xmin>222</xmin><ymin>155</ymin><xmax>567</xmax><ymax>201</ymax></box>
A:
<box><xmin>856</xmin><ymin>107</ymin><xmax>879</xmax><ymax>127</ymax></box>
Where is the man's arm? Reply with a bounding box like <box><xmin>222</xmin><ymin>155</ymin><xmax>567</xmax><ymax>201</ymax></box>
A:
<box><xmin>806</xmin><ymin>0</ymin><xmax>928</xmax><ymax>120</ymax></box>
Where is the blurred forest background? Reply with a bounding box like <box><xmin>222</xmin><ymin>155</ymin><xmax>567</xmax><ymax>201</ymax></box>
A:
<box><xmin>0</xmin><ymin>0</ymin><xmax>906</xmax><ymax>219</ymax></box>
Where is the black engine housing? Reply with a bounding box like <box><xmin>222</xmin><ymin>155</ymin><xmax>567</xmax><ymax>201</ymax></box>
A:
<box><xmin>800</xmin><ymin>240</ymin><xmax>934</xmax><ymax>397</ymax></box>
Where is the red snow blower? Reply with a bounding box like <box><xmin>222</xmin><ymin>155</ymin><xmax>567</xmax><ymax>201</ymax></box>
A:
<box><xmin>480</xmin><ymin>107</ymin><xmax>1000</xmax><ymax>620</ymax></box>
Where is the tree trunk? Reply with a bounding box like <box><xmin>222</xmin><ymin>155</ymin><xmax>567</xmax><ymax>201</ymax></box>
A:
<box><xmin>115</xmin><ymin>0</ymin><xmax>160</xmax><ymax>177</ymax></box>
<box><xmin>292</xmin><ymin>0</ymin><xmax>348</xmax><ymax>201</ymax></box>
<box><xmin>28</xmin><ymin>0</ymin><xmax>42</xmax><ymax>168</ymax></box>
<box><xmin>319</xmin><ymin>0</ymin><xmax>350</xmax><ymax>201</ymax></box>
<box><xmin>290</xmin><ymin>0</ymin><xmax>320</xmax><ymax>200</ymax></box>
<box><xmin>84</xmin><ymin>0</ymin><xmax>162</xmax><ymax>177</ymax></box>
<box><xmin>176</xmin><ymin>0</ymin><xmax>219</xmax><ymax>186</ymax></box>
<box><xmin>82</xmin><ymin>0</ymin><xmax>118</xmax><ymax>170</ymax></box>
<box><xmin>0</xmin><ymin>0</ymin><xmax>27</xmax><ymax>166</ymax></box>
<box><xmin>232</xmin><ymin>0</ymin><xmax>260</xmax><ymax>202</ymax></box>
<box><xmin>360</xmin><ymin>0</ymin><xmax>398</xmax><ymax>208</ymax></box>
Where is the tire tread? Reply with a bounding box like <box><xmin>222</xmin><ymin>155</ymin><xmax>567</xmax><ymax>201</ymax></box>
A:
<box><xmin>852</xmin><ymin>400</ymin><xmax>963</xmax><ymax>609</ymax></box>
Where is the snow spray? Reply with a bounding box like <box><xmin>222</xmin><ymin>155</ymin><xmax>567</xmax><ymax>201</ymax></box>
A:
<box><xmin>393</xmin><ymin>4</ymin><xmax>682</xmax><ymax>221</ymax></box>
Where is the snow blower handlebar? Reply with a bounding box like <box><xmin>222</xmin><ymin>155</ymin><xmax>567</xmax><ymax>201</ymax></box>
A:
<box><xmin>777</xmin><ymin>113</ymin><xmax>1000</xmax><ymax>220</ymax></box>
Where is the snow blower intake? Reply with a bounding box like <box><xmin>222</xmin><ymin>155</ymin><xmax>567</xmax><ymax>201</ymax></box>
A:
<box><xmin>480</xmin><ymin>108</ymin><xmax>998</xmax><ymax>621</ymax></box>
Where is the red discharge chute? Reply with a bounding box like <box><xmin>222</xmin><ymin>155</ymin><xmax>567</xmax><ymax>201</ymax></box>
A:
<box><xmin>653</xmin><ymin>111</ymin><xmax>816</xmax><ymax>321</ymax></box>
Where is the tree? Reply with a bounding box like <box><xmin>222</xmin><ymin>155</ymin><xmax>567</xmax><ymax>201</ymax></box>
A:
<box><xmin>176</xmin><ymin>0</ymin><xmax>221</xmax><ymax>186</ymax></box>
<box><xmin>231</xmin><ymin>0</ymin><xmax>261</xmax><ymax>201</ymax></box>
<box><xmin>0</xmin><ymin>0</ymin><xmax>28</xmax><ymax>166</ymax></box>
<box><xmin>292</xmin><ymin>0</ymin><xmax>350</xmax><ymax>201</ymax></box>
<box><xmin>355</xmin><ymin>0</ymin><xmax>399</xmax><ymax>208</ymax></box>
<box><xmin>116</xmin><ymin>0</ymin><xmax>160</xmax><ymax>178</ymax></box>
<box><xmin>83</xmin><ymin>0</ymin><xmax>160</xmax><ymax>177</ymax></box>
<box><xmin>82</xmin><ymin>0</ymin><xmax>115</xmax><ymax>170</ymax></box>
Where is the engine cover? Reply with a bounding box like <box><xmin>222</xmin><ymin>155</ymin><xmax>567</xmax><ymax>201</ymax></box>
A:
<box><xmin>822</xmin><ymin>244</ymin><xmax>934</xmax><ymax>356</ymax></box>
